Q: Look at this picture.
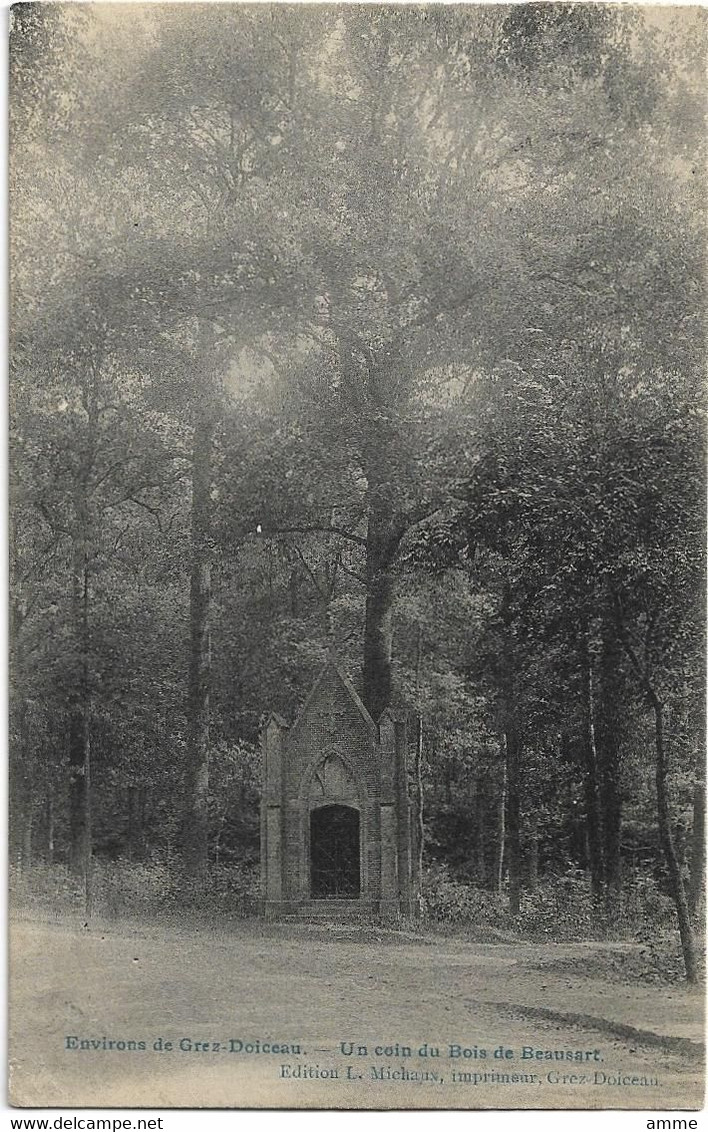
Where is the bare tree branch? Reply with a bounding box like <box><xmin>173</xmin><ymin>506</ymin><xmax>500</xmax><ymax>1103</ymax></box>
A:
<box><xmin>268</xmin><ymin>524</ymin><xmax>367</xmax><ymax>548</ymax></box>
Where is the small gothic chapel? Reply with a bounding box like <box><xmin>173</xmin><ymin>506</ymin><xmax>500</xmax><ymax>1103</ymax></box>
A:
<box><xmin>260</xmin><ymin>657</ymin><xmax>418</xmax><ymax>918</ymax></box>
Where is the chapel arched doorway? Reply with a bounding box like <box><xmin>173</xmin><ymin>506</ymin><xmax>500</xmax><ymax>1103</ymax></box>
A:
<box><xmin>310</xmin><ymin>804</ymin><xmax>360</xmax><ymax>898</ymax></box>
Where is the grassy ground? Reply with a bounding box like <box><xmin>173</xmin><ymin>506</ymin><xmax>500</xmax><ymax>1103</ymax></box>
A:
<box><xmin>9</xmin><ymin>912</ymin><xmax>704</xmax><ymax>1110</ymax></box>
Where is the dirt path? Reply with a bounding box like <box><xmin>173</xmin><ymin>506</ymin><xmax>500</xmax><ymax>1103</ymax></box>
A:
<box><xmin>8</xmin><ymin>916</ymin><xmax>704</xmax><ymax>1110</ymax></box>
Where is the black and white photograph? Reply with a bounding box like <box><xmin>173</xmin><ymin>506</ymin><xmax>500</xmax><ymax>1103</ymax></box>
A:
<box><xmin>8</xmin><ymin>0</ymin><xmax>706</xmax><ymax>1111</ymax></box>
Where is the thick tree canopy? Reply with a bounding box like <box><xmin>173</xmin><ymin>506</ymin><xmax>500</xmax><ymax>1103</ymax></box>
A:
<box><xmin>9</xmin><ymin>4</ymin><xmax>706</xmax><ymax>975</ymax></box>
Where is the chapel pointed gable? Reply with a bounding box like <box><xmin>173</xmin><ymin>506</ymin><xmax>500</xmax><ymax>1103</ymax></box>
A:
<box><xmin>289</xmin><ymin>656</ymin><xmax>376</xmax><ymax>741</ymax></box>
<box><xmin>282</xmin><ymin>656</ymin><xmax>379</xmax><ymax>803</ymax></box>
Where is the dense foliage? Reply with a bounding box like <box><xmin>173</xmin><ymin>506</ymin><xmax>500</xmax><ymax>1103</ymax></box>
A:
<box><xmin>9</xmin><ymin>5</ymin><xmax>706</xmax><ymax>979</ymax></box>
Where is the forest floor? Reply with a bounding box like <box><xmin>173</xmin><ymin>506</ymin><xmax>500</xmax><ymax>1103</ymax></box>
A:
<box><xmin>8</xmin><ymin>913</ymin><xmax>705</xmax><ymax>1110</ymax></box>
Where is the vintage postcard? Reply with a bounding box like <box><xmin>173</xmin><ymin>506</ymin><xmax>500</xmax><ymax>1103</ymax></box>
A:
<box><xmin>8</xmin><ymin>1</ymin><xmax>706</xmax><ymax>1111</ymax></box>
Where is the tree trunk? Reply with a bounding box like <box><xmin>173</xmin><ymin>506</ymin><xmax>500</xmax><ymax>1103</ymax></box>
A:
<box><xmin>362</xmin><ymin>510</ymin><xmax>397</xmax><ymax>722</ymax></box>
<box><xmin>580</xmin><ymin>640</ymin><xmax>605</xmax><ymax>902</ymax></box>
<box><xmin>288</xmin><ymin>566</ymin><xmax>300</xmax><ymax>617</ymax></box>
<box><xmin>495</xmin><ymin>757</ymin><xmax>506</xmax><ymax>897</ymax></box>
<box><xmin>412</xmin><ymin>711</ymin><xmax>424</xmax><ymax>912</ymax></box>
<box><xmin>688</xmin><ymin>778</ymin><xmax>705</xmax><ymax>920</ymax></box>
<box><xmin>45</xmin><ymin>791</ymin><xmax>54</xmax><ymax>866</ymax></box>
<box><xmin>652</xmin><ymin>694</ymin><xmax>698</xmax><ymax>984</ymax></box>
<box><xmin>499</xmin><ymin>584</ymin><xmax>521</xmax><ymax>911</ymax></box>
<box><xmin>11</xmin><ymin>700</ymin><xmax>32</xmax><ymax>872</ymax></box>
<box><xmin>411</xmin><ymin>627</ymin><xmax>424</xmax><ymax>912</ymax></box>
<box><xmin>68</xmin><ymin>711</ymin><xmax>90</xmax><ymax>876</ymax></box>
<box><xmin>360</xmin><ymin>385</ymin><xmax>406</xmax><ymax>723</ymax></box>
<box><xmin>474</xmin><ymin>778</ymin><xmax>487</xmax><ymax>887</ymax></box>
<box><xmin>596</xmin><ymin>618</ymin><xmax>623</xmax><ymax>909</ymax></box>
<box><xmin>126</xmin><ymin>785</ymin><xmax>146</xmax><ymax>862</ymax></box>
<box><xmin>214</xmin><ymin>813</ymin><xmax>226</xmax><ymax>871</ymax></box>
<box><xmin>182</xmin><ymin>411</ymin><xmax>213</xmax><ymax>880</ymax></box>
<box><xmin>613</xmin><ymin>603</ymin><xmax>699</xmax><ymax>986</ymax></box>
<box><xmin>526</xmin><ymin>825</ymin><xmax>539</xmax><ymax>892</ymax></box>
<box><xmin>83</xmin><ymin>727</ymin><xmax>93</xmax><ymax>918</ymax></box>
<box><xmin>21</xmin><ymin>806</ymin><xmax>33</xmax><ymax>869</ymax></box>
<box><xmin>67</xmin><ymin>365</ymin><xmax>99</xmax><ymax>881</ymax></box>
<box><xmin>68</xmin><ymin>535</ymin><xmax>91</xmax><ymax>880</ymax></box>
<box><xmin>9</xmin><ymin>586</ymin><xmax>32</xmax><ymax>872</ymax></box>
<box><xmin>675</xmin><ymin>821</ymin><xmax>688</xmax><ymax>873</ymax></box>
<box><xmin>505</xmin><ymin>721</ymin><xmax>522</xmax><ymax>915</ymax></box>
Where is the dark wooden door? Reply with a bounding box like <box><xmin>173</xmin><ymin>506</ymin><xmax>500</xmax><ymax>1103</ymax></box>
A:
<box><xmin>310</xmin><ymin>804</ymin><xmax>360</xmax><ymax>897</ymax></box>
